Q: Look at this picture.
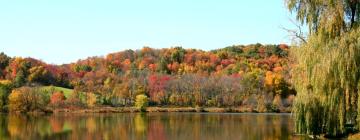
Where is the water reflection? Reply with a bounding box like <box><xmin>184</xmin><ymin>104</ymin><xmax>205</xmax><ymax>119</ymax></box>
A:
<box><xmin>0</xmin><ymin>113</ymin><xmax>307</xmax><ymax>140</ymax></box>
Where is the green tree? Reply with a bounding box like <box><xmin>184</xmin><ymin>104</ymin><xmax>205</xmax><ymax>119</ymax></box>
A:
<box><xmin>28</xmin><ymin>66</ymin><xmax>51</xmax><ymax>84</ymax></box>
<box><xmin>0</xmin><ymin>85</ymin><xmax>10</xmax><ymax>111</ymax></box>
<box><xmin>157</xmin><ymin>57</ymin><xmax>170</xmax><ymax>74</ymax></box>
<box><xmin>171</xmin><ymin>47</ymin><xmax>185</xmax><ymax>63</ymax></box>
<box><xmin>0</xmin><ymin>52</ymin><xmax>10</xmax><ymax>78</ymax></box>
<box><xmin>0</xmin><ymin>52</ymin><xmax>10</xmax><ymax>69</ymax></box>
<box><xmin>287</xmin><ymin>0</ymin><xmax>360</xmax><ymax>137</ymax></box>
<box><xmin>292</xmin><ymin>31</ymin><xmax>360</xmax><ymax>137</ymax></box>
<box><xmin>75</xmin><ymin>65</ymin><xmax>92</xmax><ymax>72</ymax></box>
<box><xmin>286</xmin><ymin>0</ymin><xmax>359</xmax><ymax>38</ymax></box>
<box><xmin>14</xmin><ymin>70</ymin><xmax>26</xmax><ymax>88</ymax></box>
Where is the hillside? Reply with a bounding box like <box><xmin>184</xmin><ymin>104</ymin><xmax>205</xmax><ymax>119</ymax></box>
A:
<box><xmin>0</xmin><ymin>44</ymin><xmax>294</xmax><ymax>112</ymax></box>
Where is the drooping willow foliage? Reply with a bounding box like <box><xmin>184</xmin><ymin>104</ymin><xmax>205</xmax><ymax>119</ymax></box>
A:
<box><xmin>286</xmin><ymin>0</ymin><xmax>360</xmax><ymax>38</ymax></box>
<box><xmin>291</xmin><ymin>28</ymin><xmax>360</xmax><ymax>137</ymax></box>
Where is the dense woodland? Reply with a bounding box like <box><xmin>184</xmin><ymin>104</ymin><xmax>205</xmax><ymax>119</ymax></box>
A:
<box><xmin>0</xmin><ymin>44</ymin><xmax>295</xmax><ymax>112</ymax></box>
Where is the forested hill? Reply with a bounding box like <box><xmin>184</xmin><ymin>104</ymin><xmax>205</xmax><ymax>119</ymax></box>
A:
<box><xmin>0</xmin><ymin>43</ymin><xmax>295</xmax><ymax>112</ymax></box>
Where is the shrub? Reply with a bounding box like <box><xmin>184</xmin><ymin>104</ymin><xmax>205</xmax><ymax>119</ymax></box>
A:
<box><xmin>49</xmin><ymin>91</ymin><xmax>66</xmax><ymax>108</ymax></box>
<box><xmin>271</xmin><ymin>94</ymin><xmax>283</xmax><ymax>112</ymax></box>
<box><xmin>64</xmin><ymin>92</ymin><xmax>85</xmax><ymax>109</ymax></box>
<box><xmin>86</xmin><ymin>93</ymin><xmax>98</xmax><ymax>108</ymax></box>
<box><xmin>8</xmin><ymin>87</ymin><xmax>49</xmax><ymax>112</ymax></box>
<box><xmin>256</xmin><ymin>95</ymin><xmax>267</xmax><ymax>112</ymax></box>
<box><xmin>135</xmin><ymin>94</ymin><xmax>148</xmax><ymax>112</ymax></box>
<box><xmin>169</xmin><ymin>94</ymin><xmax>178</xmax><ymax>106</ymax></box>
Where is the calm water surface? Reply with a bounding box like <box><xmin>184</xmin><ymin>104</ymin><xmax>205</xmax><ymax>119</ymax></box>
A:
<box><xmin>0</xmin><ymin>113</ymin><xmax>308</xmax><ymax>140</ymax></box>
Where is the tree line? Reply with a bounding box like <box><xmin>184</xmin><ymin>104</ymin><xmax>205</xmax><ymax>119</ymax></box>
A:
<box><xmin>0</xmin><ymin>44</ymin><xmax>295</xmax><ymax>112</ymax></box>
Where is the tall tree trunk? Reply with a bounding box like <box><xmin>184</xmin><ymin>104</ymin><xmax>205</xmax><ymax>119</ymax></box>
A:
<box><xmin>349</xmin><ymin>0</ymin><xmax>357</xmax><ymax>28</ymax></box>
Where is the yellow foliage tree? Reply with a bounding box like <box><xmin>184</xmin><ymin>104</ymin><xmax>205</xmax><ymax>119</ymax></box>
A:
<box><xmin>135</xmin><ymin>94</ymin><xmax>148</xmax><ymax>112</ymax></box>
<box><xmin>86</xmin><ymin>93</ymin><xmax>97</xmax><ymax>108</ymax></box>
<box><xmin>8</xmin><ymin>87</ymin><xmax>49</xmax><ymax>112</ymax></box>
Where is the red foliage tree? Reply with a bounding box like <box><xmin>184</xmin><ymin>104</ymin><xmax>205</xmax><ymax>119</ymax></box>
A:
<box><xmin>148</xmin><ymin>75</ymin><xmax>171</xmax><ymax>104</ymax></box>
<box><xmin>149</xmin><ymin>64</ymin><xmax>157</xmax><ymax>72</ymax></box>
<box><xmin>50</xmin><ymin>91</ymin><xmax>66</xmax><ymax>105</ymax></box>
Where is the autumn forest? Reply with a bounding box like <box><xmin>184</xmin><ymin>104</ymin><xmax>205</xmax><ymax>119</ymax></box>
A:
<box><xmin>0</xmin><ymin>44</ymin><xmax>294</xmax><ymax>113</ymax></box>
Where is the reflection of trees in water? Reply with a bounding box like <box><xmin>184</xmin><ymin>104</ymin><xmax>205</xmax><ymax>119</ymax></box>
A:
<box><xmin>4</xmin><ymin>115</ymin><xmax>72</xmax><ymax>140</ymax></box>
<box><xmin>144</xmin><ymin>113</ymin><xmax>305</xmax><ymax>140</ymax></box>
<box><xmin>134</xmin><ymin>114</ymin><xmax>146</xmax><ymax>134</ymax></box>
<box><xmin>147</xmin><ymin>118</ymin><xmax>166</xmax><ymax>140</ymax></box>
<box><xmin>0</xmin><ymin>113</ymin><xmax>306</xmax><ymax>140</ymax></box>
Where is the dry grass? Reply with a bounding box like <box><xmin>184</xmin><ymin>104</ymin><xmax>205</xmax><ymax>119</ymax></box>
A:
<box><xmin>347</xmin><ymin>133</ymin><xmax>360</xmax><ymax>140</ymax></box>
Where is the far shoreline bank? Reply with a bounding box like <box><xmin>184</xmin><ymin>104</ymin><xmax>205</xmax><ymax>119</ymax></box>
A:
<box><xmin>0</xmin><ymin>106</ymin><xmax>293</xmax><ymax>114</ymax></box>
<box><xmin>49</xmin><ymin>106</ymin><xmax>292</xmax><ymax>114</ymax></box>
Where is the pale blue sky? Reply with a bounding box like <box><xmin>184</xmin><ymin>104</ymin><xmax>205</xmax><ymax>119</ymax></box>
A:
<box><xmin>0</xmin><ymin>0</ymin><xmax>298</xmax><ymax>64</ymax></box>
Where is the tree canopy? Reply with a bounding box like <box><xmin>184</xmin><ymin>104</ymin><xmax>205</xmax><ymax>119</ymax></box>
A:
<box><xmin>0</xmin><ymin>43</ymin><xmax>295</xmax><ymax>113</ymax></box>
<box><xmin>286</xmin><ymin>0</ymin><xmax>360</xmax><ymax>38</ymax></box>
<box><xmin>287</xmin><ymin>0</ymin><xmax>360</xmax><ymax>137</ymax></box>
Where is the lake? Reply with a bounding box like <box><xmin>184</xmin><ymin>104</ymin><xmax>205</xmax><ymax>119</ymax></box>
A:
<box><xmin>0</xmin><ymin>113</ymin><xmax>308</xmax><ymax>140</ymax></box>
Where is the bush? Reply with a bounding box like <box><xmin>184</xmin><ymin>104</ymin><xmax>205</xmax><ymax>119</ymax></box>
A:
<box><xmin>271</xmin><ymin>94</ymin><xmax>283</xmax><ymax>112</ymax></box>
<box><xmin>86</xmin><ymin>93</ymin><xmax>98</xmax><ymax>108</ymax></box>
<box><xmin>8</xmin><ymin>87</ymin><xmax>49</xmax><ymax>112</ymax></box>
<box><xmin>135</xmin><ymin>94</ymin><xmax>148</xmax><ymax>112</ymax></box>
<box><xmin>169</xmin><ymin>94</ymin><xmax>178</xmax><ymax>106</ymax></box>
<box><xmin>64</xmin><ymin>92</ymin><xmax>85</xmax><ymax>109</ymax></box>
<box><xmin>256</xmin><ymin>95</ymin><xmax>267</xmax><ymax>112</ymax></box>
<box><xmin>49</xmin><ymin>91</ymin><xmax>66</xmax><ymax>108</ymax></box>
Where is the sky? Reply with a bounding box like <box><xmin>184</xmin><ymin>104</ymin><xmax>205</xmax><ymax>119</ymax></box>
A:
<box><xmin>0</xmin><ymin>0</ymin><xmax>299</xmax><ymax>64</ymax></box>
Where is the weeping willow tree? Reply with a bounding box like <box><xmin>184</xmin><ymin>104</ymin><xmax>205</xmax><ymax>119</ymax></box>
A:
<box><xmin>292</xmin><ymin>29</ymin><xmax>360</xmax><ymax>136</ymax></box>
<box><xmin>286</xmin><ymin>0</ymin><xmax>360</xmax><ymax>137</ymax></box>
<box><xmin>286</xmin><ymin>0</ymin><xmax>359</xmax><ymax>37</ymax></box>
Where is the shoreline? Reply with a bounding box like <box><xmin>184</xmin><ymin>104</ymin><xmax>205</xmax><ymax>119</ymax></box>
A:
<box><xmin>50</xmin><ymin>106</ymin><xmax>292</xmax><ymax>114</ymax></box>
